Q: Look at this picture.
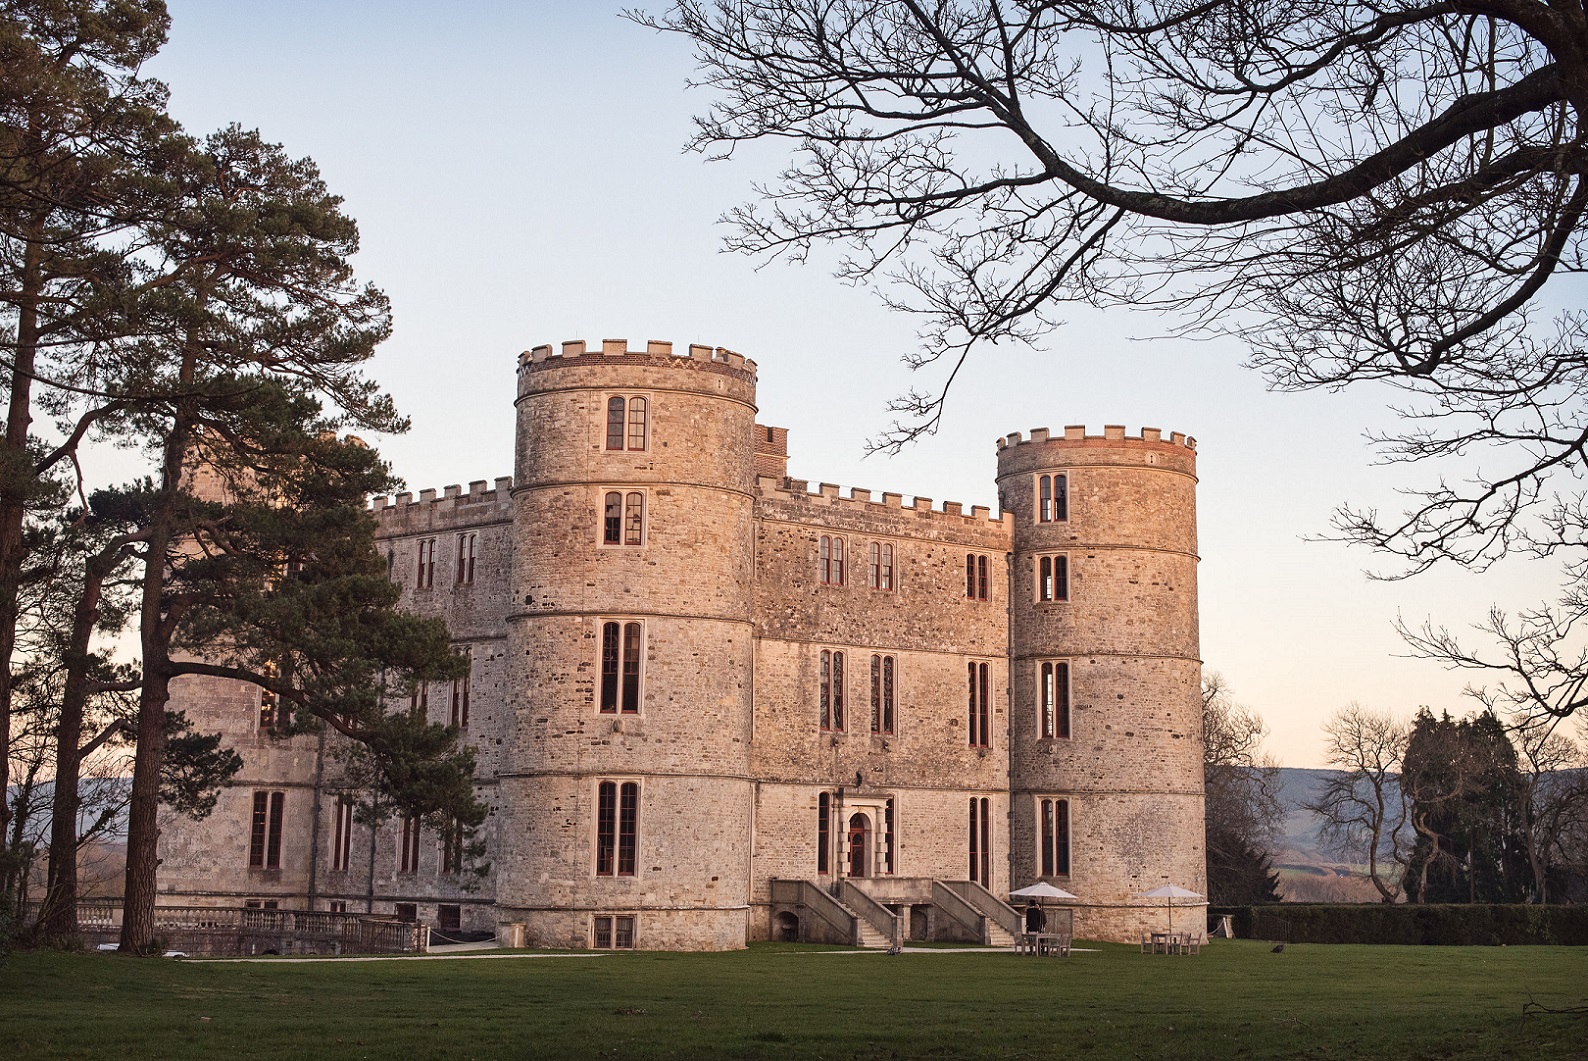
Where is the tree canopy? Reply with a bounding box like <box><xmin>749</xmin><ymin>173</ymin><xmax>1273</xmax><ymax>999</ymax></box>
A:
<box><xmin>637</xmin><ymin>0</ymin><xmax>1586</xmax><ymax>578</ymax></box>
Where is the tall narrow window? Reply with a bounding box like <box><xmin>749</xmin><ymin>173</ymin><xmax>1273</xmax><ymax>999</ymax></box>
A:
<box><xmin>399</xmin><ymin>815</ymin><xmax>421</xmax><ymax>874</ymax></box>
<box><xmin>820</xmin><ymin>650</ymin><xmax>845</xmax><ymax>731</ymax></box>
<box><xmin>451</xmin><ymin>649</ymin><xmax>472</xmax><ymax>728</ymax></box>
<box><xmin>258</xmin><ymin>683</ymin><xmax>282</xmax><ymax>734</ymax></box>
<box><xmin>817</xmin><ymin>792</ymin><xmax>831</xmax><ymax>874</ymax></box>
<box><xmin>1037</xmin><ymin>555</ymin><xmax>1069</xmax><ymax>602</ymax></box>
<box><xmin>606</xmin><ymin>396</ymin><xmax>626</xmax><ymax>450</ymax></box>
<box><xmin>249</xmin><ymin>791</ymin><xmax>285</xmax><ymax>869</ymax></box>
<box><xmin>624</xmin><ymin>492</ymin><xmax>644</xmax><ymax>545</ymax></box>
<box><xmin>884</xmin><ymin>798</ymin><xmax>896</xmax><ymax>875</ymax></box>
<box><xmin>1038</xmin><ymin>474</ymin><xmax>1068</xmax><ymax>522</ymax></box>
<box><xmin>626</xmin><ymin>397</ymin><xmax>647</xmax><ymax>451</ymax></box>
<box><xmin>867</xmin><ymin>543</ymin><xmax>880</xmax><ymax>589</ymax></box>
<box><xmin>596</xmin><ymin>780</ymin><xmax>639</xmax><ymax>876</ymax></box>
<box><xmin>968</xmin><ymin>797</ymin><xmax>992</xmax><ymax>884</ymax></box>
<box><xmin>409</xmin><ymin>683</ymin><xmax>428</xmax><ymax>717</ymax></box>
<box><xmin>456</xmin><ymin>533</ymin><xmax>476</xmax><ymax>584</ymax></box>
<box><xmin>1040</xmin><ymin>798</ymin><xmax>1071</xmax><ymax>876</ymax></box>
<box><xmin>604</xmin><ymin>491</ymin><xmax>623</xmax><ymax>544</ymax></box>
<box><xmin>819</xmin><ymin>535</ymin><xmax>845</xmax><ymax>585</ymax></box>
<box><xmin>967</xmin><ymin>661</ymin><xmax>990</xmax><ymax>748</ymax></box>
<box><xmin>599</xmin><ymin>621</ymin><xmax>643</xmax><ymax>714</ymax></box>
<box><xmin>870</xmin><ymin>654</ymin><xmax>895</xmax><ymax>735</ymax></box>
<box><xmin>416</xmin><ymin>538</ymin><xmax>435</xmax><ymax>589</ymax></box>
<box><xmin>879</xmin><ymin>544</ymin><xmax>893</xmax><ymax>591</ymax></box>
<box><xmin>1040</xmin><ymin>660</ymin><xmax>1071</xmax><ymax>739</ymax></box>
<box><xmin>332</xmin><ymin>797</ymin><xmax>353</xmax><ymax>873</ymax></box>
<box><xmin>966</xmin><ymin>554</ymin><xmax>989</xmax><ymax>600</ymax></box>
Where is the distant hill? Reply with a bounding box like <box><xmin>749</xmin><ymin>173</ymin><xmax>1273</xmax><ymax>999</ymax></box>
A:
<box><xmin>1268</xmin><ymin>767</ymin><xmax>1398</xmax><ymax>902</ymax></box>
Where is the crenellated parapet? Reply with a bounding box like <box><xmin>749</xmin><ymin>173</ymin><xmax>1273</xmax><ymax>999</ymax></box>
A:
<box><xmin>996</xmin><ymin>424</ymin><xmax>1196</xmax><ymax>450</ymax></box>
<box><xmin>369</xmin><ymin>476</ymin><xmax>514</xmax><ymax>536</ymax></box>
<box><xmin>761</xmin><ymin>476</ymin><xmax>1008</xmax><ymax>532</ymax></box>
<box><xmin>516</xmin><ymin>338</ymin><xmax>758</xmax><ymax>394</ymax></box>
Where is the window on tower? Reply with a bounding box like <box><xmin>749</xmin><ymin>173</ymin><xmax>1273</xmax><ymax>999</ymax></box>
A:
<box><xmin>601</xmin><ymin>490</ymin><xmax>645</xmax><ymax>546</ymax></box>
<box><xmin>1038</xmin><ymin>473</ymin><xmax>1068</xmax><ymax>522</ymax></box>
<box><xmin>1037</xmin><ymin>554</ymin><xmax>1069</xmax><ymax>602</ymax></box>
<box><xmin>599</xmin><ymin>620</ymin><xmax>643</xmax><ymax>715</ymax></box>
<box><xmin>1039</xmin><ymin>660</ymin><xmax>1071</xmax><ymax>739</ymax></box>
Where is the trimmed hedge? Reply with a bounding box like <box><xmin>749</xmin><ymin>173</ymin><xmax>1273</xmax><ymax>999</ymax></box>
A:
<box><xmin>1209</xmin><ymin>903</ymin><xmax>1588</xmax><ymax>945</ymax></box>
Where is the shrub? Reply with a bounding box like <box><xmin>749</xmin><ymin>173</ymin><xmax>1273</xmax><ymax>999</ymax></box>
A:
<box><xmin>1211</xmin><ymin>903</ymin><xmax>1588</xmax><ymax>945</ymax></box>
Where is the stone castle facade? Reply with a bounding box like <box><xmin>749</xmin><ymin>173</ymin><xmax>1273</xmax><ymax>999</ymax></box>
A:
<box><xmin>156</xmin><ymin>338</ymin><xmax>1206</xmax><ymax>948</ymax></box>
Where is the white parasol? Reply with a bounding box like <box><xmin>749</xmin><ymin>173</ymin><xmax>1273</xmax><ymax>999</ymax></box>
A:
<box><xmin>1132</xmin><ymin>883</ymin><xmax>1204</xmax><ymax>934</ymax></box>
<box><xmin>1009</xmin><ymin>882</ymin><xmax>1080</xmax><ymax>901</ymax></box>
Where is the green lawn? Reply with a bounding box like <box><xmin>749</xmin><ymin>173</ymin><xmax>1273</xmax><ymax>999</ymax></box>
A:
<box><xmin>3</xmin><ymin>940</ymin><xmax>1585</xmax><ymax>1060</ymax></box>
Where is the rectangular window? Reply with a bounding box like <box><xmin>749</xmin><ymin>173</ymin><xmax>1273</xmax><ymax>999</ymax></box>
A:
<box><xmin>399</xmin><ymin>815</ymin><xmax>421</xmax><ymax>874</ymax></box>
<box><xmin>817</xmin><ymin>792</ymin><xmax>831</xmax><ymax>874</ymax></box>
<box><xmin>439</xmin><ymin>904</ymin><xmax>462</xmax><ymax>934</ymax></box>
<box><xmin>596</xmin><ymin>780</ymin><xmax>640</xmax><ymax>877</ymax></box>
<box><xmin>592</xmin><ymin>914</ymin><xmax>636</xmax><ymax>949</ymax></box>
<box><xmin>601</xmin><ymin>491</ymin><xmax>646</xmax><ymax>546</ymax></box>
<box><xmin>332</xmin><ymin>797</ymin><xmax>353</xmax><ymax>873</ymax></box>
<box><xmin>451</xmin><ymin>648</ymin><xmax>472</xmax><ymax>728</ymax></box>
<box><xmin>607</xmin><ymin>396</ymin><xmax>627</xmax><ymax>451</ymax></box>
<box><xmin>249</xmin><ymin>791</ymin><xmax>285</xmax><ymax>869</ymax></box>
<box><xmin>968</xmin><ymin>796</ymin><xmax>991</xmax><ymax>885</ymax></box>
<box><xmin>1038</xmin><ymin>474</ymin><xmax>1068</xmax><ymax>522</ymax></box>
<box><xmin>258</xmin><ymin>686</ymin><xmax>282</xmax><ymax>734</ymax></box>
<box><xmin>820</xmin><ymin>649</ymin><xmax>845</xmax><ymax>731</ymax></box>
<box><xmin>870</xmin><ymin>654</ymin><xmax>895</xmax><ymax>735</ymax></box>
<box><xmin>606</xmin><ymin>396</ymin><xmax>648</xmax><ymax>452</ymax></box>
<box><xmin>599</xmin><ymin>621</ymin><xmax>643</xmax><ymax>714</ymax></box>
<box><xmin>409</xmin><ymin>683</ymin><xmax>428</xmax><ymax>717</ymax></box>
<box><xmin>1037</xmin><ymin>554</ymin><xmax>1069</xmax><ymax>602</ymax></box>
<box><xmin>416</xmin><ymin>538</ymin><xmax>436</xmax><ymax>589</ymax></box>
<box><xmin>819</xmin><ymin>535</ymin><xmax>844</xmax><ymax>585</ymax></box>
<box><xmin>866</xmin><ymin>542</ymin><xmax>895</xmax><ymax>590</ymax></box>
<box><xmin>627</xmin><ymin>397</ymin><xmax>647</xmax><ymax>451</ymax></box>
<box><xmin>1040</xmin><ymin>798</ymin><xmax>1072</xmax><ymax>876</ymax></box>
<box><xmin>456</xmin><ymin>533</ymin><xmax>476</xmax><ymax>585</ymax></box>
<box><xmin>328</xmin><ymin>900</ymin><xmax>348</xmax><ymax>914</ymax></box>
<box><xmin>967</xmin><ymin>661</ymin><xmax>990</xmax><ymax>748</ymax></box>
<box><xmin>1039</xmin><ymin>660</ymin><xmax>1072</xmax><ymax>739</ymax></box>
<box><xmin>394</xmin><ymin>903</ymin><xmax>417</xmax><ymax>923</ymax></box>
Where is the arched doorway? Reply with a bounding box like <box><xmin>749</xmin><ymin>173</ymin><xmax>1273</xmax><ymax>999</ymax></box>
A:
<box><xmin>847</xmin><ymin>813</ymin><xmax>870</xmax><ymax>877</ymax></box>
<box><xmin>773</xmin><ymin>911</ymin><xmax>801</xmax><ymax>942</ymax></box>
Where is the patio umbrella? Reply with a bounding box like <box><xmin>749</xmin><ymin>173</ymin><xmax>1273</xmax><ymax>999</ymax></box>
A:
<box><xmin>1132</xmin><ymin>884</ymin><xmax>1204</xmax><ymax>934</ymax></box>
<box><xmin>1009</xmin><ymin>882</ymin><xmax>1080</xmax><ymax>901</ymax></box>
<box><xmin>1010</xmin><ymin>882</ymin><xmax>1080</xmax><ymax>937</ymax></box>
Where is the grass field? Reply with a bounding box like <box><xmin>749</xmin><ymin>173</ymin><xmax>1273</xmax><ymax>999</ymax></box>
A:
<box><xmin>3</xmin><ymin>940</ymin><xmax>1585</xmax><ymax>1060</ymax></box>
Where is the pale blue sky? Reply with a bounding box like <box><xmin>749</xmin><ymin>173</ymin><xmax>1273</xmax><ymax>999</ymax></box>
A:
<box><xmin>138</xmin><ymin>1</ymin><xmax>1562</xmax><ymax>766</ymax></box>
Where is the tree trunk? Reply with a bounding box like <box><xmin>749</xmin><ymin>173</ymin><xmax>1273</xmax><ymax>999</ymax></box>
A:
<box><xmin>0</xmin><ymin>221</ymin><xmax>43</xmax><ymax>892</ymax></box>
<box><xmin>39</xmin><ymin>546</ymin><xmax>117</xmax><ymax>942</ymax></box>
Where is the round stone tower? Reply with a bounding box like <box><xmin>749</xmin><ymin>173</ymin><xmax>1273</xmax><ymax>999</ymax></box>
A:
<box><xmin>996</xmin><ymin>424</ymin><xmax>1205</xmax><ymax>942</ymax></box>
<box><xmin>499</xmin><ymin>339</ymin><xmax>758</xmax><ymax>950</ymax></box>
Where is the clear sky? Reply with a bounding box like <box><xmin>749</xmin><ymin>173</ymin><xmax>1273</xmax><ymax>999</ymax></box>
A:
<box><xmin>138</xmin><ymin>1</ymin><xmax>1563</xmax><ymax>767</ymax></box>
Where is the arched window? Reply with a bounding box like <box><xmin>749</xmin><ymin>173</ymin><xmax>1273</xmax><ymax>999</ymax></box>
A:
<box><xmin>602</xmin><ymin>491</ymin><xmax>645</xmax><ymax>546</ymax></box>
<box><xmin>1038</xmin><ymin>473</ymin><xmax>1068</xmax><ymax>522</ymax></box>
<box><xmin>1040</xmin><ymin>660</ymin><xmax>1071</xmax><ymax>739</ymax></box>
<box><xmin>1040</xmin><ymin>798</ymin><xmax>1071</xmax><ymax>876</ymax></box>
<box><xmin>624</xmin><ymin>492</ymin><xmax>644</xmax><ymax>545</ymax></box>
<box><xmin>819</xmin><ymin>535</ymin><xmax>845</xmax><ymax>585</ymax></box>
<box><xmin>967</xmin><ymin>661</ymin><xmax>990</xmax><ymax>747</ymax></box>
<box><xmin>820</xmin><ymin>649</ymin><xmax>845</xmax><ymax>730</ymax></box>
<box><xmin>606</xmin><ymin>397</ymin><xmax>626</xmax><ymax>451</ymax></box>
<box><xmin>817</xmin><ymin>792</ymin><xmax>831</xmax><ymax>874</ymax></box>
<box><xmin>600</xmin><ymin>621</ymin><xmax>643</xmax><ymax>714</ymax></box>
<box><xmin>596</xmin><ymin>780</ymin><xmax>640</xmax><ymax>876</ymax></box>
<box><xmin>627</xmin><ymin>396</ymin><xmax>647</xmax><ymax>450</ymax></box>
<box><xmin>1037</xmin><ymin>554</ymin><xmax>1069</xmax><ymax>601</ymax></box>
<box><xmin>870</xmin><ymin>654</ymin><xmax>895</xmax><ymax>734</ymax></box>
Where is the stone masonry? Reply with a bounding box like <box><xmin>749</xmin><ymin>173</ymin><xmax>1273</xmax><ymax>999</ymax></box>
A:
<box><xmin>157</xmin><ymin>339</ymin><xmax>1207</xmax><ymax>948</ymax></box>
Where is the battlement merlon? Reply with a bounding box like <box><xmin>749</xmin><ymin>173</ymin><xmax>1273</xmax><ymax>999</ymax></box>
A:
<box><xmin>369</xmin><ymin>475</ymin><xmax>514</xmax><ymax>530</ymax></box>
<box><xmin>516</xmin><ymin>339</ymin><xmax>758</xmax><ymax>380</ymax></box>
<box><xmin>756</xmin><ymin>475</ymin><xmax>1009</xmax><ymax>529</ymax></box>
<box><xmin>996</xmin><ymin>425</ymin><xmax>1197</xmax><ymax>451</ymax></box>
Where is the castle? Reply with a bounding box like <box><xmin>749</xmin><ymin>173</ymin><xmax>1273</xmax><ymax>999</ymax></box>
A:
<box><xmin>156</xmin><ymin>339</ymin><xmax>1207</xmax><ymax>949</ymax></box>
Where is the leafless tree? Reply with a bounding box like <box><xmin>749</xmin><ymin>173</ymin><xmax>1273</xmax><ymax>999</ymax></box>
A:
<box><xmin>1201</xmin><ymin>673</ymin><xmax>1284</xmax><ymax>901</ymax></box>
<box><xmin>635</xmin><ymin>0</ymin><xmax>1586</xmax><ymax>577</ymax></box>
<box><xmin>1306</xmin><ymin>704</ymin><xmax>1410</xmax><ymax>902</ymax></box>
<box><xmin>1511</xmin><ymin>716</ymin><xmax>1588</xmax><ymax>902</ymax></box>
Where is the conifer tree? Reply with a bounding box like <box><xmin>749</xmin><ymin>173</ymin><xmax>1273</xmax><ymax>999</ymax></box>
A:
<box><xmin>0</xmin><ymin>0</ymin><xmax>172</xmax><ymax>891</ymax></box>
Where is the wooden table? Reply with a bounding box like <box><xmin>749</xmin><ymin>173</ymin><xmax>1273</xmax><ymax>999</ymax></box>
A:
<box><xmin>1017</xmin><ymin>932</ymin><xmax>1071</xmax><ymax>957</ymax></box>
